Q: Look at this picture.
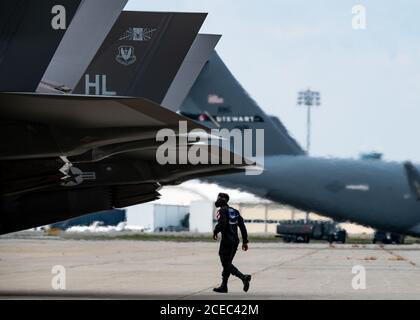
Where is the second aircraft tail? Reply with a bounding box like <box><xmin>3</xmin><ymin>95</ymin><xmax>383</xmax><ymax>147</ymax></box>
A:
<box><xmin>178</xmin><ymin>51</ymin><xmax>304</xmax><ymax>157</ymax></box>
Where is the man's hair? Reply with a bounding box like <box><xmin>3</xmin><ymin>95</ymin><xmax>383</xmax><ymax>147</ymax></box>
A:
<box><xmin>218</xmin><ymin>193</ymin><xmax>230</xmax><ymax>203</ymax></box>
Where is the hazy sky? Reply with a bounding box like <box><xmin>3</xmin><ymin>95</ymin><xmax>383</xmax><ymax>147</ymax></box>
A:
<box><xmin>125</xmin><ymin>0</ymin><xmax>420</xmax><ymax>162</ymax></box>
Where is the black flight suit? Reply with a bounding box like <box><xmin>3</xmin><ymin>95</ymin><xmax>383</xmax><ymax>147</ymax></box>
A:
<box><xmin>213</xmin><ymin>205</ymin><xmax>248</xmax><ymax>281</ymax></box>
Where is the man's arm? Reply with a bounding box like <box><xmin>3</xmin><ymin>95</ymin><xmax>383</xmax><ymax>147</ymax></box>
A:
<box><xmin>238</xmin><ymin>215</ymin><xmax>249</xmax><ymax>247</ymax></box>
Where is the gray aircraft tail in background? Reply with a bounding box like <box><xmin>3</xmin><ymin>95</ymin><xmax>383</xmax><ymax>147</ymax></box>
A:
<box><xmin>179</xmin><ymin>51</ymin><xmax>304</xmax><ymax>157</ymax></box>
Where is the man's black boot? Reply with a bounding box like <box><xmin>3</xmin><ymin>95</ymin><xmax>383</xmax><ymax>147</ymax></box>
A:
<box><xmin>242</xmin><ymin>274</ymin><xmax>252</xmax><ymax>292</ymax></box>
<box><xmin>233</xmin><ymin>270</ymin><xmax>252</xmax><ymax>292</ymax></box>
<box><xmin>213</xmin><ymin>278</ymin><xmax>228</xmax><ymax>293</ymax></box>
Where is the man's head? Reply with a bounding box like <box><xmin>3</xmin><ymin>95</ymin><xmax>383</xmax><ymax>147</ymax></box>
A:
<box><xmin>215</xmin><ymin>193</ymin><xmax>230</xmax><ymax>208</ymax></box>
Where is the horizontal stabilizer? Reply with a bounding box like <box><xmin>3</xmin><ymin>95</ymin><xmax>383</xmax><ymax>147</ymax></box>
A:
<box><xmin>0</xmin><ymin>92</ymin><xmax>207</xmax><ymax>129</ymax></box>
<box><xmin>0</xmin><ymin>93</ymin><xmax>254</xmax><ymax>198</ymax></box>
<box><xmin>0</xmin><ymin>92</ymin><xmax>209</xmax><ymax>159</ymax></box>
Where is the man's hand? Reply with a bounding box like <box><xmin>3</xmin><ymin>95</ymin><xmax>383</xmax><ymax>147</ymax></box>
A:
<box><xmin>213</xmin><ymin>234</ymin><xmax>218</xmax><ymax>241</ymax></box>
<box><xmin>242</xmin><ymin>243</ymin><xmax>249</xmax><ymax>251</ymax></box>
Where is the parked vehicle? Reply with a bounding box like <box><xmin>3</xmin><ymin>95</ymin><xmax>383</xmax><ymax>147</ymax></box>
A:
<box><xmin>276</xmin><ymin>220</ymin><xmax>347</xmax><ymax>244</ymax></box>
<box><xmin>373</xmin><ymin>231</ymin><xmax>405</xmax><ymax>244</ymax></box>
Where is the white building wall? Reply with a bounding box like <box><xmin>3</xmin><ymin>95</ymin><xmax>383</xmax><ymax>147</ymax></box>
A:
<box><xmin>125</xmin><ymin>204</ymin><xmax>154</xmax><ymax>231</ymax></box>
<box><xmin>189</xmin><ymin>201</ymin><xmax>214</xmax><ymax>233</ymax></box>
<box><xmin>153</xmin><ymin>205</ymin><xmax>188</xmax><ymax>230</ymax></box>
<box><xmin>126</xmin><ymin>204</ymin><xmax>188</xmax><ymax>231</ymax></box>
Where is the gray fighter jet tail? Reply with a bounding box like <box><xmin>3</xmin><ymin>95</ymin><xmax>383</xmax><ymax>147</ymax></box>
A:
<box><xmin>0</xmin><ymin>0</ymin><xmax>82</xmax><ymax>92</ymax></box>
<box><xmin>37</xmin><ymin>0</ymin><xmax>128</xmax><ymax>93</ymax></box>
<box><xmin>72</xmin><ymin>11</ymin><xmax>207</xmax><ymax>104</ymax></box>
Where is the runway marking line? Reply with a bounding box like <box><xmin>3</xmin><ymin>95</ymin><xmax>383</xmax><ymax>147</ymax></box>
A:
<box><xmin>381</xmin><ymin>248</ymin><xmax>418</xmax><ymax>268</ymax></box>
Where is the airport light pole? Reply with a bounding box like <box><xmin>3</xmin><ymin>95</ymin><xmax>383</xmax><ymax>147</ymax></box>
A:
<box><xmin>297</xmin><ymin>89</ymin><xmax>321</xmax><ymax>155</ymax></box>
<box><xmin>298</xmin><ymin>89</ymin><xmax>321</xmax><ymax>222</ymax></box>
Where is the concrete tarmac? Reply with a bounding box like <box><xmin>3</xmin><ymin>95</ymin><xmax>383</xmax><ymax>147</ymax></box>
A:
<box><xmin>1</xmin><ymin>239</ymin><xmax>420</xmax><ymax>299</ymax></box>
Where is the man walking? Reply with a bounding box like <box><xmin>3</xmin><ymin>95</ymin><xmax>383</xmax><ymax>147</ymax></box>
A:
<box><xmin>213</xmin><ymin>193</ymin><xmax>251</xmax><ymax>293</ymax></box>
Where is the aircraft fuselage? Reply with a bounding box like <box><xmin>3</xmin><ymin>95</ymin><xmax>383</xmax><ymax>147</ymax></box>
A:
<box><xmin>210</xmin><ymin>156</ymin><xmax>420</xmax><ymax>236</ymax></box>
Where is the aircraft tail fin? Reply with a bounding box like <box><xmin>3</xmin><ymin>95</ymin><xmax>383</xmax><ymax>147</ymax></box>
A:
<box><xmin>178</xmin><ymin>51</ymin><xmax>304</xmax><ymax>157</ymax></box>
<box><xmin>37</xmin><ymin>0</ymin><xmax>128</xmax><ymax>93</ymax></box>
<box><xmin>72</xmin><ymin>11</ymin><xmax>207</xmax><ymax>104</ymax></box>
<box><xmin>0</xmin><ymin>0</ymin><xmax>81</xmax><ymax>92</ymax></box>
<box><xmin>162</xmin><ymin>33</ymin><xmax>222</xmax><ymax>111</ymax></box>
